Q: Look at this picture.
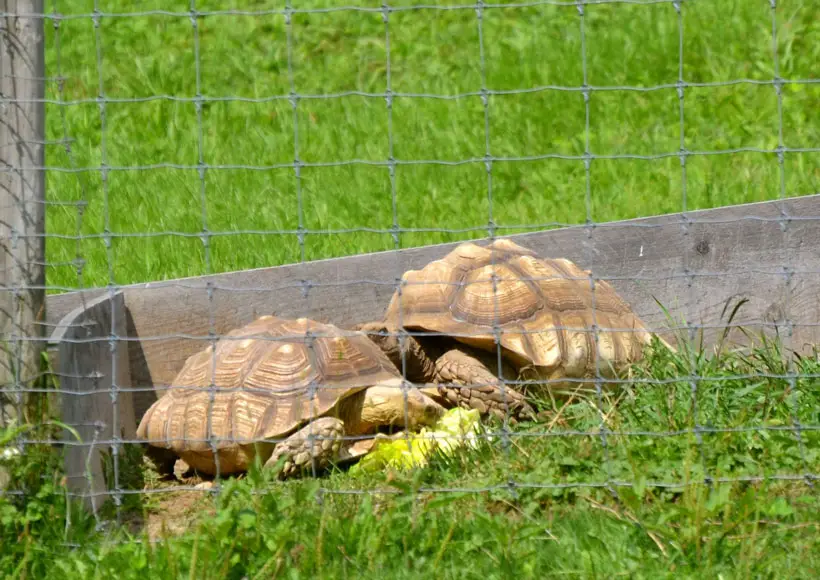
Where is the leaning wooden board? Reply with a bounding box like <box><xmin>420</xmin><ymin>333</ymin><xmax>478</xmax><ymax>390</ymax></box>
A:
<box><xmin>45</xmin><ymin>195</ymin><xmax>820</xmax><ymax>421</ymax></box>
<box><xmin>49</xmin><ymin>291</ymin><xmax>135</xmax><ymax>510</ymax></box>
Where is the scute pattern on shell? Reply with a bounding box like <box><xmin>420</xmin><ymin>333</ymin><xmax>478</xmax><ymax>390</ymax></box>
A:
<box><xmin>136</xmin><ymin>316</ymin><xmax>402</xmax><ymax>471</ymax></box>
<box><xmin>383</xmin><ymin>238</ymin><xmax>654</xmax><ymax>378</ymax></box>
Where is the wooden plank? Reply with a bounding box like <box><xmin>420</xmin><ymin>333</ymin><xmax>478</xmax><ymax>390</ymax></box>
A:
<box><xmin>51</xmin><ymin>291</ymin><xmax>135</xmax><ymax>513</ymax></box>
<box><xmin>0</xmin><ymin>1</ymin><xmax>46</xmax><ymax>424</ymax></box>
<box><xmin>45</xmin><ymin>194</ymin><xmax>820</xmax><ymax>422</ymax></box>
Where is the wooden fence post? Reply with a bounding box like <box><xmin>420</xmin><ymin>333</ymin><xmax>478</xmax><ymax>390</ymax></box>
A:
<box><xmin>0</xmin><ymin>1</ymin><xmax>46</xmax><ymax>487</ymax></box>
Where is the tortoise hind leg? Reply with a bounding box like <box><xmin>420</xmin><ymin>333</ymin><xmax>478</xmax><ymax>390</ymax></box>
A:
<box><xmin>432</xmin><ymin>348</ymin><xmax>536</xmax><ymax>423</ymax></box>
<box><xmin>263</xmin><ymin>417</ymin><xmax>346</xmax><ymax>479</ymax></box>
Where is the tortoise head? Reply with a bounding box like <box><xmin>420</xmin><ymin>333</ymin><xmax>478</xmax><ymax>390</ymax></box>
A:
<box><xmin>354</xmin><ymin>320</ymin><xmax>396</xmax><ymax>347</ymax></box>
<box><xmin>342</xmin><ymin>378</ymin><xmax>445</xmax><ymax>436</ymax></box>
<box><xmin>353</xmin><ymin>321</ymin><xmax>407</xmax><ymax>368</ymax></box>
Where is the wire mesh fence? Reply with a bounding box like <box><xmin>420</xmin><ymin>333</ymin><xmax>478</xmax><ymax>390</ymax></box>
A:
<box><xmin>1</xmin><ymin>0</ymin><xmax>818</xmax><ymax>547</ymax></box>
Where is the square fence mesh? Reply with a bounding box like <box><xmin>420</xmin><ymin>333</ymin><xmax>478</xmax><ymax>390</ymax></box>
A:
<box><xmin>1</xmin><ymin>0</ymin><xmax>817</xmax><ymax>547</ymax></box>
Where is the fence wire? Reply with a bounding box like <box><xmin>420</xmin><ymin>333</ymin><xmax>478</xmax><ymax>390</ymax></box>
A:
<box><xmin>0</xmin><ymin>0</ymin><xmax>818</xmax><ymax>544</ymax></box>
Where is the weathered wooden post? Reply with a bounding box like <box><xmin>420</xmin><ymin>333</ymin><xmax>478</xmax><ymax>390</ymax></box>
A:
<box><xmin>0</xmin><ymin>1</ymin><xmax>46</xmax><ymax>488</ymax></box>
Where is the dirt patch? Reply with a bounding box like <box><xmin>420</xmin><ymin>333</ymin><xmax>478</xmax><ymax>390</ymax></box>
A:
<box><xmin>121</xmin><ymin>456</ymin><xmax>223</xmax><ymax>541</ymax></box>
<box><xmin>142</xmin><ymin>487</ymin><xmax>217</xmax><ymax>541</ymax></box>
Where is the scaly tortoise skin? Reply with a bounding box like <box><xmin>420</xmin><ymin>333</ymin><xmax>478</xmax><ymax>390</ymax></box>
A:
<box><xmin>358</xmin><ymin>238</ymin><xmax>666</xmax><ymax>414</ymax></box>
<box><xmin>136</xmin><ymin>316</ymin><xmax>445</xmax><ymax>478</ymax></box>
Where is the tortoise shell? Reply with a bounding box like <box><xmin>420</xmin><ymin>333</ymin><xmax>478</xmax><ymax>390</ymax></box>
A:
<box><xmin>136</xmin><ymin>315</ymin><xmax>402</xmax><ymax>473</ymax></box>
<box><xmin>382</xmin><ymin>238</ymin><xmax>655</xmax><ymax>380</ymax></box>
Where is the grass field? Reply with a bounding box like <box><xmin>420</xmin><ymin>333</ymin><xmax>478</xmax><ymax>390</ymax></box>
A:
<box><xmin>3</xmin><ymin>0</ymin><xmax>819</xmax><ymax>577</ymax></box>
<box><xmin>44</xmin><ymin>0</ymin><xmax>819</xmax><ymax>289</ymax></box>
<box><xmin>4</xmin><ymin>334</ymin><xmax>819</xmax><ymax>578</ymax></box>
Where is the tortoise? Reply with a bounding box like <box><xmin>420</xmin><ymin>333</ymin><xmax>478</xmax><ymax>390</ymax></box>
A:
<box><xmin>136</xmin><ymin>315</ymin><xmax>446</xmax><ymax>479</ymax></box>
<box><xmin>357</xmin><ymin>238</ymin><xmax>669</xmax><ymax>414</ymax></box>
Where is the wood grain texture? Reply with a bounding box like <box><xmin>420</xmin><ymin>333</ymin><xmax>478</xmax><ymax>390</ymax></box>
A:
<box><xmin>51</xmin><ymin>291</ymin><xmax>135</xmax><ymax>512</ymax></box>
<box><xmin>0</xmin><ymin>1</ymin><xmax>46</xmax><ymax>428</ymax></box>
<box><xmin>45</xmin><ymin>194</ymin><xmax>820</xmax><ymax>422</ymax></box>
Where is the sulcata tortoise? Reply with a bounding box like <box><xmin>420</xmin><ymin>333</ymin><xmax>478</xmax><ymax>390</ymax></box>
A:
<box><xmin>136</xmin><ymin>315</ymin><xmax>445</xmax><ymax>478</ymax></box>
<box><xmin>358</xmin><ymin>238</ymin><xmax>667</xmax><ymax>412</ymax></box>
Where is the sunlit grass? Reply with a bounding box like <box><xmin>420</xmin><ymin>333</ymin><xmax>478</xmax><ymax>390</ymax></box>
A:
<box><xmin>44</xmin><ymin>0</ymin><xmax>820</xmax><ymax>288</ymax></box>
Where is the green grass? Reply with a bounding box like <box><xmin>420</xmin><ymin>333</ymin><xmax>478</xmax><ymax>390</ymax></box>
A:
<box><xmin>2</xmin><ymin>329</ymin><xmax>819</xmax><ymax>577</ymax></box>
<box><xmin>7</xmin><ymin>0</ymin><xmax>817</xmax><ymax>577</ymax></box>
<box><xmin>44</xmin><ymin>0</ymin><xmax>819</xmax><ymax>288</ymax></box>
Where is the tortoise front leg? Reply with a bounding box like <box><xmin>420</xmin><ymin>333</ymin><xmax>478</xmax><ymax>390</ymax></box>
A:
<box><xmin>263</xmin><ymin>417</ymin><xmax>346</xmax><ymax>479</ymax></box>
<box><xmin>432</xmin><ymin>348</ymin><xmax>536</xmax><ymax>423</ymax></box>
<box><xmin>356</xmin><ymin>322</ymin><xmax>534</xmax><ymax>422</ymax></box>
